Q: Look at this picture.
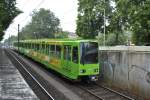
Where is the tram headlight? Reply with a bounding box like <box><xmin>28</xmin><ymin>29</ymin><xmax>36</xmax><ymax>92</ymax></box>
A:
<box><xmin>94</xmin><ymin>68</ymin><xmax>98</xmax><ymax>72</ymax></box>
<box><xmin>80</xmin><ymin>69</ymin><xmax>86</xmax><ymax>73</ymax></box>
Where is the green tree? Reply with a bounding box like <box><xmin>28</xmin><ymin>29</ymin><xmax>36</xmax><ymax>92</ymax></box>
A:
<box><xmin>20</xmin><ymin>8</ymin><xmax>61</xmax><ymax>40</ymax></box>
<box><xmin>4</xmin><ymin>35</ymin><xmax>17</xmax><ymax>46</ymax></box>
<box><xmin>0</xmin><ymin>0</ymin><xmax>21</xmax><ymax>41</ymax></box>
<box><xmin>55</xmin><ymin>31</ymin><xmax>69</xmax><ymax>38</ymax></box>
<box><xmin>77</xmin><ymin>0</ymin><xmax>150</xmax><ymax>45</ymax></box>
<box><xmin>19</xmin><ymin>24</ymin><xmax>34</xmax><ymax>40</ymax></box>
<box><xmin>130</xmin><ymin>0</ymin><xmax>150</xmax><ymax>45</ymax></box>
<box><xmin>110</xmin><ymin>0</ymin><xmax>150</xmax><ymax>45</ymax></box>
<box><xmin>107</xmin><ymin>0</ymin><xmax>130</xmax><ymax>45</ymax></box>
<box><xmin>76</xmin><ymin>0</ymin><xmax>113</xmax><ymax>39</ymax></box>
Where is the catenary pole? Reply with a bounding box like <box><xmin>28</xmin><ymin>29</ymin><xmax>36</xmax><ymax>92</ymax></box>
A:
<box><xmin>18</xmin><ymin>24</ymin><xmax>20</xmax><ymax>51</ymax></box>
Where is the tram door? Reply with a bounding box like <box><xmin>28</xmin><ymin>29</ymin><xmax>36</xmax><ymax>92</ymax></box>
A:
<box><xmin>63</xmin><ymin>45</ymin><xmax>72</xmax><ymax>74</ymax></box>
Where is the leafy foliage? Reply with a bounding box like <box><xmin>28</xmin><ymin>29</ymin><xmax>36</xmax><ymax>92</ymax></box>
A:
<box><xmin>76</xmin><ymin>0</ymin><xmax>113</xmax><ymax>39</ymax></box>
<box><xmin>55</xmin><ymin>31</ymin><xmax>69</xmax><ymax>38</ymax></box>
<box><xmin>130</xmin><ymin>0</ymin><xmax>150</xmax><ymax>45</ymax></box>
<box><xmin>113</xmin><ymin>0</ymin><xmax>150</xmax><ymax>45</ymax></box>
<box><xmin>107</xmin><ymin>0</ymin><xmax>131</xmax><ymax>45</ymax></box>
<box><xmin>19</xmin><ymin>8</ymin><xmax>68</xmax><ymax>40</ymax></box>
<box><xmin>4</xmin><ymin>35</ymin><xmax>17</xmax><ymax>46</ymax></box>
<box><xmin>77</xmin><ymin>0</ymin><xmax>150</xmax><ymax>45</ymax></box>
<box><xmin>98</xmin><ymin>33</ymin><xmax>127</xmax><ymax>46</ymax></box>
<box><xmin>0</xmin><ymin>0</ymin><xmax>21</xmax><ymax>41</ymax></box>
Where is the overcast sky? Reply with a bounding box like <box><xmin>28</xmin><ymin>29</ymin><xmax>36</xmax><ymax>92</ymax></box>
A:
<box><xmin>3</xmin><ymin>0</ymin><xmax>78</xmax><ymax>41</ymax></box>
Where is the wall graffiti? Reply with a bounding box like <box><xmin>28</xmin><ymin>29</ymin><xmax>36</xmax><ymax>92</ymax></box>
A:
<box><xmin>145</xmin><ymin>72</ymin><xmax>150</xmax><ymax>84</ymax></box>
<box><xmin>99</xmin><ymin>46</ymin><xmax>150</xmax><ymax>100</ymax></box>
<box><xmin>104</xmin><ymin>61</ymin><xmax>115</xmax><ymax>82</ymax></box>
<box><xmin>130</xmin><ymin>65</ymin><xmax>150</xmax><ymax>84</ymax></box>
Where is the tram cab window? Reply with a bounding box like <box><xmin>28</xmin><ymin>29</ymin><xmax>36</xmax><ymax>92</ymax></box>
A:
<box><xmin>80</xmin><ymin>42</ymin><xmax>98</xmax><ymax>64</ymax></box>
<box><xmin>72</xmin><ymin>47</ymin><xmax>78</xmax><ymax>63</ymax></box>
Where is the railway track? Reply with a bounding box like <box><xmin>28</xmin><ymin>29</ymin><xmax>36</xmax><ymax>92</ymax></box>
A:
<box><xmin>78</xmin><ymin>83</ymin><xmax>135</xmax><ymax>100</ymax></box>
<box><xmin>5</xmin><ymin>49</ymin><xmax>54</xmax><ymax>100</ymax></box>
<box><xmin>6</xmin><ymin>49</ymin><xmax>135</xmax><ymax>100</ymax></box>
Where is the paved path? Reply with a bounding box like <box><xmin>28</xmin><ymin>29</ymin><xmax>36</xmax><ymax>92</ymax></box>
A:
<box><xmin>0</xmin><ymin>48</ymin><xmax>38</xmax><ymax>100</ymax></box>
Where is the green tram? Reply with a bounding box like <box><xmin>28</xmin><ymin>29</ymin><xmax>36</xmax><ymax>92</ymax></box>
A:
<box><xmin>14</xmin><ymin>39</ymin><xmax>99</xmax><ymax>81</ymax></box>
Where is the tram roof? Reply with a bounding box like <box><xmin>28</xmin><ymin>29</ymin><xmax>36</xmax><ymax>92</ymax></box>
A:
<box><xmin>18</xmin><ymin>38</ymin><xmax>97</xmax><ymax>43</ymax></box>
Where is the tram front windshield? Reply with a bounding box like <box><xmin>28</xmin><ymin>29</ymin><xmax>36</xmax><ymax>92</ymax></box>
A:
<box><xmin>80</xmin><ymin>42</ymin><xmax>98</xmax><ymax>64</ymax></box>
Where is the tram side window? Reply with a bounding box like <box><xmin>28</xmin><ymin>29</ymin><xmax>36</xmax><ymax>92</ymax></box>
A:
<box><xmin>23</xmin><ymin>43</ymin><xmax>25</xmax><ymax>48</ymax></box>
<box><xmin>49</xmin><ymin>45</ymin><xmax>51</xmax><ymax>55</ymax></box>
<box><xmin>33</xmin><ymin>44</ymin><xmax>36</xmax><ymax>50</ymax></box>
<box><xmin>31</xmin><ymin>43</ymin><xmax>33</xmax><ymax>50</ymax></box>
<box><xmin>24</xmin><ymin>43</ymin><xmax>25</xmax><ymax>48</ymax></box>
<box><xmin>25</xmin><ymin>43</ymin><xmax>27</xmax><ymax>49</ymax></box>
<box><xmin>41</xmin><ymin>44</ymin><xmax>45</xmax><ymax>53</ymax></box>
<box><xmin>37</xmin><ymin>44</ymin><xmax>40</xmax><ymax>51</ymax></box>
<box><xmin>72</xmin><ymin>47</ymin><xmax>78</xmax><ymax>63</ymax></box>
<box><xmin>34</xmin><ymin>44</ymin><xmax>36</xmax><ymax>50</ymax></box>
<box><xmin>18</xmin><ymin>43</ymin><xmax>20</xmax><ymax>47</ymax></box>
<box><xmin>50</xmin><ymin>45</ymin><xmax>55</xmax><ymax>56</ymax></box>
<box><xmin>27</xmin><ymin>43</ymin><xmax>29</xmax><ymax>49</ymax></box>
<box><xmin>64</xmin><ymin>46</ymin><xmax>71</xmax><ymax>61</ymax></box>
<box><xmin>31</xmin><ymin>43</ymin><xmax>34</xmax><ymax>50</ymax></box>
<box><xmin>45</xmin><ymin>44</ymin><xmax>49</xmax><ymax>55</ymax></box>
<box><xmin>29</xmin><ymin>43</ymin><xmax>31</xmax><ymax>49</ymax></box>
<box><xmin>31</xmin><ymin>44</ymin><xmax>33</xmax><ymax>49</ymax></box>
<box><xmin>19</xmin><ymin>43</ymin><xmax>21</xmax><ymax>48</ymax></box>
<box><xmin>30</xmin><ymin>43</ymin><xmax>32</xmax><ymax>49</ymax></box>
<box><xmin>25</xmin><ymin>43</ymin><xmax>28</xmax><ymax>49</ymax></box>
<box><xmin>33</xmin><ymin>44</ymin><xmax>34</xmax><ymax>50</ymax></box>
<box><xmin>24</xmin><ymin>43</ymin><xmax>26</xmax><ymax>48</ymax></box>
<box><xmin>25</xmin><ymin>43</ymin><xmax>26</xmax><ymax>48</ymax></box>
<box><xmin>22</xmin><ymin>43</ymin><xmax>24</xmax><ymax>48</ymax></box>
<box><xmin>56</xmin><ymin>45</ymin><xmax>61</xmax><ymax>58</ymax></box>
<box><xmin>35</xmin><ymin>43</ymin><xmax>37</xmax><ymax>51</ymax></box>
<box><xmin>34</xmin><ymin>44</ymin><xmax>37</xmax><ymax>51</ymax></box>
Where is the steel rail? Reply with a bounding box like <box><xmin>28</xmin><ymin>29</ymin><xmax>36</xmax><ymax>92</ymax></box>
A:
<box><xmin>78</xmin><ymin>83</ymin><xmax>135</xmax><ymax>100</ymax></box>
<box><xmin>97</xmin><ymin>84</ymin><xmax>135</xmax><ymax>100</ymax></box>
<box><xmin>7</xmin><ymin>49</ymin><xmax>54</xmax><ymax>100</ymax></box>
<box><xmin>78</xmin><ymin>85</ymin><xmax>104</xmax><ymax>100</ymax></box>
<box><xmin>8</xmin><ymin>49</ymin><xmax>135</xmax><ymax>100</ymax></box>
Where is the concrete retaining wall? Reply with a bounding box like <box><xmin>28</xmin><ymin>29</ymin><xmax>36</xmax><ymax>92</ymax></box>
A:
<box><xmin>99</xmin><ymin>46</ymin><xmax>150</xmax><ymax>100</ymax></box>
